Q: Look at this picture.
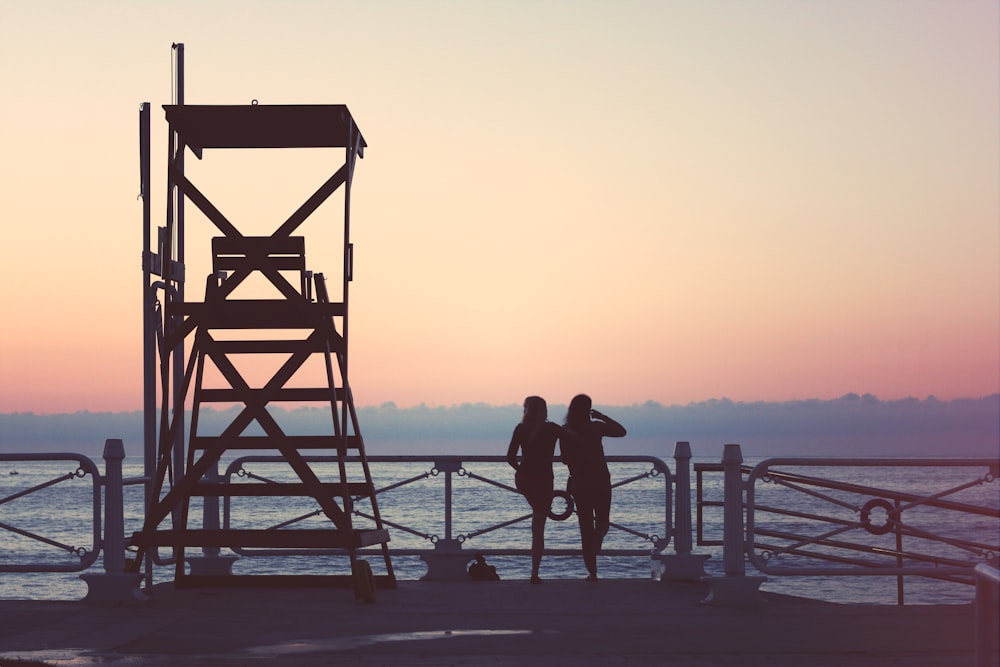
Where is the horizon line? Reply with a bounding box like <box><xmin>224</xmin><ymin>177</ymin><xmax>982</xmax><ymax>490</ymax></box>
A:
<box><xmin>3</xmin><ymin>392</ymin><xmax>998</xmax><ymax>417</ymax></box>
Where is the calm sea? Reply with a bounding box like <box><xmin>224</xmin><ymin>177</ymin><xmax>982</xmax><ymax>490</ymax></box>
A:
<box><xmin>1</xmin><ymin>454</ymin><xmax>996</xmax><ymax>604</ymax></box>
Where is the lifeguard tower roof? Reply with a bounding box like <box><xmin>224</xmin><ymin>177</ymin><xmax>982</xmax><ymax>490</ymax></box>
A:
<box><xmin>163</xmin><ymin>104</ymin><xmax>366</xmax><ymax>151</ymax></box>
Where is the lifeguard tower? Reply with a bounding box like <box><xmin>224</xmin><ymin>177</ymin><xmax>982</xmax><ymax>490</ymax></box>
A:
<box><xmin>133</xmin><ymin>45</ymin><xmax>394</xmax><ymax>599</ymax></box>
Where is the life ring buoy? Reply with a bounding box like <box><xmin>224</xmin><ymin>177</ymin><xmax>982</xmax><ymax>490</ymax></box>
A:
<box><xmin>549</xmin><ymin>490</ymin><xmax>574</xmax><ymax>521</ymax></box>
<box><xmin>860</xmin><ymin>498</ymin><xmax>899</xmax><ymax>535</ymax></box>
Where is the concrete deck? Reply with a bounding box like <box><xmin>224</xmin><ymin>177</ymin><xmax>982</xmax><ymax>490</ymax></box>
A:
<box><xmin>0</xmin><ymin>578</ymin><xmax>985</xmax><ymax>666</ymax></box>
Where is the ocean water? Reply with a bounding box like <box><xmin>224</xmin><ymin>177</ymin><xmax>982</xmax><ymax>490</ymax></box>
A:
<box><xmin>1</xmin><ymin>453</ymin><xmax>996</xmax><ymax>605</ymax></box>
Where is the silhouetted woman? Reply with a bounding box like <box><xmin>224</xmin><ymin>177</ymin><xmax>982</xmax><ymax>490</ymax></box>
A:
<box><xmin>562</xmin><ymin>393</ymin><xmax>627</xmax><ymax>581</ymax></box>
<box><xmin>507</xmin><ymin>395</ymin><xmax>566</xmax><ymax>584</ymax></box>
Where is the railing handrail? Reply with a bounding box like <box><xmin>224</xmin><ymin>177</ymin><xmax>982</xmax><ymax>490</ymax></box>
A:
<box><xmin>9</xmin><ymin>447</ymin><xmax>993</xmax><ymax>602</ymax></box>
<box><xmin>219</xmin><ymin>453</ymin><xmax>673</xmax><ymax>561</ymax></box>
<box><xmin>741</xmin><ymin>457</ymin><xmax>997</xmax><ymax>579</ymax></box>
<box><xmin>0</xmin><ymin>453</ymin><xmax>103</xmax><ymax>573</ymax></box>
<box><xmin>223</xmin><ymin>454</ymin><xmax>670</xmax><ymax>464</ymax></box>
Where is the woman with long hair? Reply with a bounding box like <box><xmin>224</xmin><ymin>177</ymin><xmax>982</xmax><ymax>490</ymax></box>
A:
<box><xmin>506</xmin><ymin>395</ymin><xmax>567</xmax><ymax>583</ymax></box>
<box><xmin>562</xmin><ymin>393</ymin><xmax>627</xmax><ymax>581</ymax></box>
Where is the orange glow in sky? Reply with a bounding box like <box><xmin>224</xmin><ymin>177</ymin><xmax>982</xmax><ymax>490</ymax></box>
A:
<box><xmin>0</xmin><ymin>1</ymin><xmax>997</xmax><ymax>413</ymax></box>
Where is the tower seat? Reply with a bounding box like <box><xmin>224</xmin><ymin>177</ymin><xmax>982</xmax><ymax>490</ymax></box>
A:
<box><xmin>212</xmin><ymin>236</ymin><xmax>307</xmax><ymax>273</ymax></box>
<box><xmin>168</xmin><ymin>300</ymin><xmax>344</xmax><ymax>328</ymax></box>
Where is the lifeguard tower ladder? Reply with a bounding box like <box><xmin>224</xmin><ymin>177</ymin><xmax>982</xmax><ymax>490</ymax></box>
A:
<box><xmin>133</xmin><ymin>98</ymin><xmax>394</xmax><ymax>597</ymax></box>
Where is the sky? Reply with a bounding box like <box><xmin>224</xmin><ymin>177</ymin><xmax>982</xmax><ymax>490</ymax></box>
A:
<box><xmin>0</xmin><ymin>0</ymin><xmax>998</xmax><ymax>414</ymax></box>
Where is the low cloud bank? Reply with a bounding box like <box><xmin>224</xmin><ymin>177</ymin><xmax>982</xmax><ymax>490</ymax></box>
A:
<box><xmin>1</xmin><ymin>394</ymin><xmax>996</xmax><ymax>459</ymax></box>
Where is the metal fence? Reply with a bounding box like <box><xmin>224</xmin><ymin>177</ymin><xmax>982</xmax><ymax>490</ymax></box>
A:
<box><xmin>5</xmin><ymin>442</ymin><xmax>997</xmax><ymax>614</ymax></box>
<box><xmin>217</xmin><ymin>454</ymin><xmax>673</xmax><ymax>579</ymax></box>
<box><xmin>696</xmin><ymin>453</ymin><xmax>999</xmax><ymax>604</ymax></box>
<box><xmin>0</xmin><ymin>453</ymin><xmax>102</xmax><ymax>573</ymax></box>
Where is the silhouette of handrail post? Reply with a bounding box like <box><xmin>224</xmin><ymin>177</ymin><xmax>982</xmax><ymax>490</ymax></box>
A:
<box><xmin>702</xmin><ymin>443</ymin><xmax>766</xmax><ymax>605</ymax></box>
<box><xmin>974</xmin><ymin>564</ymin><xmax>1000</xmax><ymax>667</ymax></box>
<box><xmin>186</xmin><ymin>462</ymin><xmax>237</xmax><ymax>577</ymax></box>
<box><xmin>420</xmin><ymin>458</ymin><xmax>470</xmax><ymax>580</ymax></box>
<box><xmin>654</xmin><ymin>441</ymin><xmax>711</xmax><ymax>581</ymax></box>
<box><xmin>81</xmin><ymin>439</ymin><xmax>145</xmax><ymax>603</ymax></box>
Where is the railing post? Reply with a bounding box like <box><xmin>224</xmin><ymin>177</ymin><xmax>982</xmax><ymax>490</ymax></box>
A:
<box><xmin>103</xmin><ymin>439</ymin><xmax>125</xmax><ymax>574</ymax></box>
<box><xmin>654</xmin><ymin>441</ymin><xmax>710</xmax><ymax>581</ymax></box>
<box><xmin>420</xmin><ymin>458</ymin><xmax>469</xmax><ymax>580</ymax></box>
<box><xmin>81</xmin><ymin>439</ymin><xmax>145</xmax><ymax>603</ymax></box>
<box><xmin>187</xmin><ymin>461</ymin><xmax>237</xmax><ymax>576</ymax></box>
<box><xmin>444</xmin><ymin>458</ymin><xmax>454</xmax><ymax>543</ymax></box>
<box><xmin>722</xmin><ymin>443</ymin><xmax>745</xmax><ymax>576</ymax></box>
<box><xmin>702</xmin><ymin>443</ymin><xmax>766</xmax><ymax>605</ymax></box>
<box><xmin>975</xmin><ymin>563</ymin><xmax>1000</xmax><ymax>667</ymax></box>
<box><xmin>674</xmin><ymin>441</ymin><xmax>694</xmax><ymax>556</ymax></box>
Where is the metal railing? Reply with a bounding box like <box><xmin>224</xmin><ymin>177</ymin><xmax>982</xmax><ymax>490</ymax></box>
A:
<box><xmin>0</xmin><ymin>453</ymin><xmax>102</xmax><ymax>573</ymax></box>
<box><xmin>695</xmin><ymin>461</ymin><xmax>751</xmax><ymax>547</ymax></box>
<box><xmin>7</xmin><ymin>438</ymin><xmax>995</xmax><ymax>615</ymax></box>
<box><xmin>216</xmin><ymin>454</ymin><xmax>673</xmax><ymax>577</ymax></box>
<box><xmin>696</xmin><ymin>452</ymin><xmax>999</xmax><ymax>604</ymax></box>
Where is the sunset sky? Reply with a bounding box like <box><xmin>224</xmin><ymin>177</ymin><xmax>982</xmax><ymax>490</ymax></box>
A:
<box><xmin>1</xmin><ymin>1</ymin><xmax>997</xmax><ymax>414</ymax></box>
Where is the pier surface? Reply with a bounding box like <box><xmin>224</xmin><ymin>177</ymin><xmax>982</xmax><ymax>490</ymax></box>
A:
<box><xmin>0</xmin><ymin>579</ymin><xmax>982</xmax><ymax>666</ymax></box>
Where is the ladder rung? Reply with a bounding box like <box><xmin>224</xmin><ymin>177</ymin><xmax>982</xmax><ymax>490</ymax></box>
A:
<box><xmin>132</xmin><ymin>528</ymin><xmax>390</xmax><ymax>549</ymax></box>
<box><xmin>174</xmin><ymin>574</ymin><xmax>395</xmax><ymax>589</ymax></box>
<box><xmin>214</xmin><ymin>256</ymin><xmax>305</xmax><ymax>272</ymax></box>
<box><xmin>169</xmin><ymin>300</ymin><xmax>345</xmax><ymax>328</ymax></box>
<box><xmin>191</xmin><ymin>435</ymin><xmax>361</xmax><ymax>450</ymax></box>
<box><xmin>198</xmin><ymin>388</ymin><xmax>344</xmax><ymax>403</ymax></box>
<box><xmin>191</xmin><ymin>482</ymin><xmax>372</xmax><ymax>497</ymax></box>
<box><xmin>205</xmin><ymin>338</ymin><xmax>341</xmax><ymax>354</ymax></box>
